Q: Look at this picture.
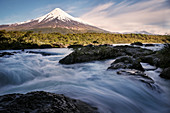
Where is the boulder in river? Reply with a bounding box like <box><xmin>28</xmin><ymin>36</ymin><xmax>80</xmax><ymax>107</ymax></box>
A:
<box><xmin>0</xmin><ymin>91</ymin><xmax>98</xmax><ymax>113</ymax></box>
<box><xmin>0</xmin><ymin>52</ymin><xmax>14</xmax><ymax>57</ymax></box>
<box><xmin>108</xmin><ymin>56</ymin><xmax>144</xmax><ymax>71</ymax></box>
<box><xmin>40</xmin><ymin>44</ymin><xmax>52</xmax><ymax>48</ymax></box>
<box><xmin>59</xmin><ymin>46</ymin><xmax>153</xmax><ymax>64</ymax></box>
<box><xmin>144</xmin><ymin>44</ymin><xmax>155</xmax><ymax>47</ymax></box>
<box><xmin>159</xmin><ymin>67</ymin><xmax>170</xmax><ymax>79</ymax></box>
<box><xmin>59</xmin><ymin>46</ymin><xmax>126</xmax><ymax>64</ymax></box>
<box><xmin>26</xmin><ymin>51</ymin><xmax>62</xmax><ymax>56</ymax></box>
<box><xmin>131</xmin><ymin>42</ymin><xmax>143</xmax><ymax>46</ymax></box>
<box><xmin>114</xmin><ymin>46</ymin><xmax>153</xmax><ymax>57</ymax></box>
<box><xmin>67</xmin><ymin>44</ymin><xmax>84</xmax><ymax>48</ymax></box>
<box><xmin>117</xmin><ymin>69</ymin><xmax>153</xmax><ymax>82</ymax></box>
<box><xmin>116</xmin><ymin>69</ymin><xmax>161</xmax><ymax>92</ymax></box>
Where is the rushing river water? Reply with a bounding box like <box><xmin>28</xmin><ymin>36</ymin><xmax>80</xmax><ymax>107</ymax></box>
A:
<box><xmin>0</xmin><ymin>45</ymin><xmax>170</xmax><ymax>113</ymax></box>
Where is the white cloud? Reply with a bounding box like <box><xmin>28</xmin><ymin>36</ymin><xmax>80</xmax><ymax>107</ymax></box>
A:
<box><xmin>80</xmin><ymin>0</ymin><xmax>170</xmax><ymax>35</ymax></box>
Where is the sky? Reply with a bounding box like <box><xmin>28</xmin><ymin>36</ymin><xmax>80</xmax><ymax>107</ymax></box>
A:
<box><xmin>0</xmin><ymin>0</ymin><xmax>170</xmax><ymax>34</ymax></box>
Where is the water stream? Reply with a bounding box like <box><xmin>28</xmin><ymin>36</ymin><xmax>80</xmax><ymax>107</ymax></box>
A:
<box><xmin>0</xmin><ymin>47</ymin><xmax>170</xmax><ymax>113</ymax></box>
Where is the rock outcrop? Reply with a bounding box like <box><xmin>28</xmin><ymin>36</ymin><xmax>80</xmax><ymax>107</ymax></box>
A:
<box><xmin>0</xmin><ymin>91</ymin><xmax>98</xmax><ymax>113</ymax></box>
<box><xmin>59</xmin><ymin>46</ymin><xmax>153</xmax><ymax>64</ymax></box>
<box><xmin>159</xmin><ymin>67</ymin><xmax>170</xmax><ymax>79</ymax></box>
<box><xmin>131</xmin><ymin>42</ymin><xmax>143</xmax><ymax>46</ymax></box>
<box><xmin>108</xmin><ymin>56</ymin><xmax>144</xmax><ymax>71</ymax></box>
<box><xmin>59</xmin><ymin>46</ymin><xmax>126</xmax><ymax>64</ymax></box>
<box><xmin>0</xmin><ymin>52</ymin><xmax>14</xmax><ymax>57</ymax></box>
<box><xmin>116</xmin><ymin>69</ymin><xmax>161</xmax><ymax>92</ymax></box>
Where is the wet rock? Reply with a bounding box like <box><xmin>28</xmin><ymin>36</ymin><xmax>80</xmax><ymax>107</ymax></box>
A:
<box><xmin>144</xmin><ymin>44</ymin><xmax>155</xmax><ymax>47</ymax></box>
<box><xmin>140</xmin><ymin>54</ymin><xmax>160</xmax><ymax>67</ymax></box>
<box><xmin>0</xmin><ymin>91</ymin><xmax>98</xmax><ymax>113</ymax></box>
<box><xmin>59</xmin><ymin>46</ymin><xmax>126</xmax><ymax>64</ymax></box>
<box><xmin>141</xmin><ymin>44</ymin><xmax>170</xmax><ymax>69</ymax></box>
<box><xmin>59</xmin><ymin>46</ymin><xmax>154</xmax><ymax>64</ymax></box>
<box><xmin>117</xmin><ymin>69</ymin><xmax>153</xmax><ymax>82</ymax></box>
<box><xmin>114</xmin><ymin>46</ymin><xmax>153</xmax><ymax>57</ymax></box>
<box><xmin>160</xmin><ymin>67</ymin><xmax>170</xmax><ymax>79</ymax></box>
<box><xmin>85</xmin><ymin>44</ymin><xmax>93</xmax><ymax>47</ymax></box>
<box><xmin>0</xmin><ymin>52</ymin><xmax>14</xmax><ymax>57</ymax></box>
<box><xmin>108</xmin><ymin>56</ymin><xmax>144</xmax><ymax>71</ymax></box>
<box><xmin>131</xmin><ymin>42</ymin><xmax>143</xmax><ymax>46</ymax></box>
<box><xmin>21</xmin><ymin>49</ymin><xmax>25</xmax><ymax>51</ymax></box>
<box><xmin>40</xmin><ymin>44</ymin><xmax>52</xmax><ymax>48</ymax></box>
<box><xmin>116</xmin><ymin>69</ymin><xmax>161</xmax><ymax>92</ymax></box>
<box><xmin>141</xmin><ymin>53</ymin><xmax>170</xmax><ymax>68</ymax></box>
<box><xmin>67</xmin><ymin>44</ymin><xmax>84</xmax><ymax>48</ymax></box>
<box><xmin>26</xmin><ymin>51</ymin><xmax>62</xmax><ymax>56</ymax></box>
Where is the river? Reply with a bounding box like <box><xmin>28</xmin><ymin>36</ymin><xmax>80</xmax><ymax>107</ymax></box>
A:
<box><xmin>0</xmin><ymin>45</ymin><xmax>170</xmax><ymax>113</ymax></box>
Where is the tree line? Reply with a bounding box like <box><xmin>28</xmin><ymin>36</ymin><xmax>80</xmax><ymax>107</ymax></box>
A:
<box><xmin>0</xmin><ymin>30</ymin><xmax>169</xmax><ymax>49</ymax></box>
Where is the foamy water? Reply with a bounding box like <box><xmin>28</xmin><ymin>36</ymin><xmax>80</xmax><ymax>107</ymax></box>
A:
<box><xmin>0</xmin><ymin>46</ymin><xmax>170</xmax><ymax>113</ymax></box>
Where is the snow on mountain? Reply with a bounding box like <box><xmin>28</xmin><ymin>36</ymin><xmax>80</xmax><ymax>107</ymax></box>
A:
<box><xmin>16</xmin><ymin>8</ymin><xmax>86</xmax><ymax>25</ymax></box>
<box><xmin>0</xmin><ymin>8</ymin><xmax>107</xmax><ymax>33</ymax></box>
<box><xmin>122</xmin><ymin>31</ymin><xmax>155</xmax><ymax>35</ymax></box>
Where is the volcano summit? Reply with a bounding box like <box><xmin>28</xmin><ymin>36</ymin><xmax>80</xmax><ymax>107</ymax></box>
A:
<box><xmin>0</xmin><ymin>8</ymin><xmax>106</xmax><ymax>33</ymax></box>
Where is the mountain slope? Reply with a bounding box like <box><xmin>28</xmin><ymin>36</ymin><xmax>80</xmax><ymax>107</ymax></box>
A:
<box><xmin>0</xmin><ymin>8</ymin><xmax>107</xmax><ymax>33</ymax></box>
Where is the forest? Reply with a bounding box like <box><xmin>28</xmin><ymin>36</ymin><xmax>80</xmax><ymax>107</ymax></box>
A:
<box><xmin>0</xmin><ymin>30</ymin><xmax>170</xmax><ymax>49</ymax></box>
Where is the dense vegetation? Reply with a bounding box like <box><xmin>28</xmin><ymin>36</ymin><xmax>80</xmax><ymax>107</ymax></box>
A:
<box><xmin>0</xmin><ymin>30</ymin><xmax>170</xmax><ymax>49</ymax></box>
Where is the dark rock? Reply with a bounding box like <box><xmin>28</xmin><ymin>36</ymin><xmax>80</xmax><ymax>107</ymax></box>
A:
<box><xmin>140</xmin><ymin>54</ymin><xmax>160</xmax><ymax>67</ymax></box>
<box><xmin>0</xmin><ymin>52</ymin><xmax>14</xmax><ymax>57</ymax></box>
<box><xmin>116</xmin><ymin>69</ymin><xmax>161</xmax><ymax>92</ymax></box>
<box><xmin>108</xmin><ymin>56</ymin><xmax>144</xmax><ymax>71</ymax></box>
<box><xmin>21</xmin><ymin>49</ymin><xmax>24</xmax><ymax>51</ymax></box>
<box><xmin>117</xmin><ymin>69</ymin><xmax>153</xmax><ymax>82</ymax></box>
<box><xmin>140</xmin><ymin>53</ymin><xmax>170</xmax><ymax>68</ymax></box>
<box><xmin>131</xmin><ymin>42</ymin><xmax>143</xmax><ymax>46</ymax></box>
<box><xmin>31</xmin><ymin>44</ymin><xmax>40</xmax><ymax>49</ymax></box>
<box><xmin>59</xmin><ymin>46</ymin><xmax>153</xmax><ymax>64</ymax></box>
<box><xmin>67</xmin><ymin>44</ymin><xmax>84</xmax><ymax>48</ymax></box>
<box><xmin>145</xmin><ymin>44</ymin><xmax>155</xmax><ymax>47</ymax></box>
<box><xmin>86</xmin><ymin>44</ymin><xmax>93</xmax><ymax>47</ymax></box>
<box><xmin>40</xmin><ymin>44</ymin><xmax>52</xmax><ymax>48</ymax></box>
<box><xmin>26</xmin><ymin>51</ymin><xmax>62</xmax><ymax>56</ymax></box>
<box><xmin>140</xmin><ymin>44</ymin><xmax>170</xmax><ymax>69</ymax></box>
<box><xmin>114</xmin><ymin>46</ymin><xmax>153</xmax><ymax>57</ymax></box>
<box><xmin>59</xmin><ymin>46</ymin><xmax>126</xmax><ymax>64</ymax></box>
<box><xmin>160</xmin><ymin>67</ymin><xmax>170</xmax><ymax>79</ymax></box>
<box><xmin>0</xmin><ymin>91</ymin><xmax>98</xmax><ymax>113</ymax></box>
<box><xmin>92</xmin><ymin>41</ymin><xmax>99</xmax><ymax>44</ymax></box>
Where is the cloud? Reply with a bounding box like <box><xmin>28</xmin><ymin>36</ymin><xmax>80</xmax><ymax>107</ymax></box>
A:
<box><xmin>80</xmin><ymin>0</ymin><xmax>170</xmax><ymax>35</ymax></box>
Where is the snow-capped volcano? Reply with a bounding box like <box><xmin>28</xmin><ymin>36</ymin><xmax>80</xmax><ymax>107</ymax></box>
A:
<box><xmin>0</xmin><ymin>8</ymin><xmax>105</xmax><ymax>33</ymax></box>
<box><xmin>35</xmin><ymin>8</ymin><xmax>83</xmax><ymax>23</ymax></box>
<box><xmin>18</xmin><ymin>8</ymin><xmax>84</xmax><ymax>24</ymax></box>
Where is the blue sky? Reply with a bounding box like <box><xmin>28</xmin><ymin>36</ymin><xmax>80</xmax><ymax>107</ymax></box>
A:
<box><xmin>0</xmin><ymin>0</ymin><xmax>170</xmax><ymax>34</ymax></box>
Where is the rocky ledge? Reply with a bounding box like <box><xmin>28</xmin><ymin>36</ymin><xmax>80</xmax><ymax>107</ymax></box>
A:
<box><xmin>59</xmin><ymin>44</ymin><xmax>170</xmax><ymax>79</ymax></box>
<box><xmin>116</xmin><ymin>69</ymin><xmax>162</xmax><ymax>92</ymax></box>
<box><xmin>59</xmin><ymin>46</ymin><xmax>153</xmax><ymax>64</ymax></box>
<box><xmin>108</xmin><ymin>56</ymin><xmax>144</xmax><ymax>71</ymax></box>
<box><xmin>0</xmin><ymin>91</ymin><xmax>98</xmax><ymax>113</ymax></box>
